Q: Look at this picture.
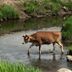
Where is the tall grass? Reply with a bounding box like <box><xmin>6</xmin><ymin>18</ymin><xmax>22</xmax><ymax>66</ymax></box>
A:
<box><xmin>0</xmin><ymin>60</ymin><xmax>41</xmax><ymax>72</ymax></box>
<box><xmin>68</xmin><ymin>46</ymin><xmax>72</xmax><ymax>51</ymax></box>
<box><xmin>67</xmin><ymin>45</ymin><xmax>72</xmax><ymax>55</ymax></box>
<box><xmin>0</xmin><ymin>4</ymin><xmax>19</xmax><ymax>21</ymax></box>
<box><xmin>62</xmin><ymin>16</ymin><xmax>72</xmax><ymax>41</ymax></box>
<box><xmin>24</xmin><ymin>0</ymin><xmax>39</xmax><ymax>14</ymax></box>
<box><xmin>23</xmin><ymin>0</ymin><xmax>72</xmax><ymax>16</ymax></box>
<box><xmin>0</xmin><ymin>11</ymin><xmax>3</xmax><ymax>19</ymax></box>
<box><xmin>50</xmin><ymin>2</ymin><xmax>61</xmax><ymax>14</ymax></box>
<box><xmin>62</xmin><ymin>1</ymin><xmax>72</xmax><ymax>10</ymax></box>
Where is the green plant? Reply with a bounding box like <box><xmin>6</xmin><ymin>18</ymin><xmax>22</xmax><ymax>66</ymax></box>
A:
<box><xmin>0</xmin><ymin>60</ymin><xmax>41</xmax><ymax>72</ymax></box>
<box><xmin>24</xmin><ymin>0</ymin><xmax>39</xmax><ymax>14</ymax></box>
<box><xmin>68</xmin><ymin>46</ymin><xmax>72</xmax><ymax>50</ymax></box>
<box><xmin>63</xmin><ymin>1</ymin><xmax>72</xmax><ymax>10</ymax></box>
<box><xmin>51</xmin><ymin>2</ymin><xmax>61</xmax><ymax>14</ymax></box>
<box><xmin>0</xmin><ymin>11</ymin><xmax>3</xmax><ymax>19</ymax></box>
<box><xmin>23</xmin><ymin>0</ymin><xmax>62</xmax><ymax>15</ymax></box>
<box><xmin>0</xmin><ymin>4</ymin><xmax>19</xmax><ymax>19</ymax></box>
<box><xmin>62</xmin><ymin>16</ymin><xmax>72</xmax><ymax>40</ymax></box>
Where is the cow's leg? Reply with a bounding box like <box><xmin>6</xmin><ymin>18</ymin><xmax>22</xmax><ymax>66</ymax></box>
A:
<box><xmin>39</xmin><ymin>44</ymin><xmax>41</xmax><ymax>55</ymax></box>
<box><xmin>37</xmin><ymin>39</ymin><xmax>42</xmax><ymax>55</ymax></box>
<box><xmin>53</xmin><ymin>42</ymin><xmax>55</xmax><ymax>52</ymax></box>
<box><xmin>53</xmin><ymin>42</ymin><xmax>55</xmax><ymax>53</ymax></box>
<box><xmin>57</xmin><ymin>41</ymin><xmax>64</xmax><ymax>54</ymax></box>
<box><xmin>28</xmin><ymin>44</ymin><xmax>34</xmax><ymax>55</ymax></box>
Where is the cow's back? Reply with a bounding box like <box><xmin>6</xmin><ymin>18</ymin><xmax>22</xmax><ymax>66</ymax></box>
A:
<box><xmin>31</xmin><ymin>31</ymin><xmax>61</xmax><ymax>43</ymax></box>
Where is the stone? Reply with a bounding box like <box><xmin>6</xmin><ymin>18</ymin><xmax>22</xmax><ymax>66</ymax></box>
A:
<box><xmin>57</xmin><ymin>68</ymin><xmax>72</xmax><ymax>72</ymax></box>
<box><xmin>66</xmin><ymin>55</ymin><xmax>72</xmax><ymax>62</ymax></box>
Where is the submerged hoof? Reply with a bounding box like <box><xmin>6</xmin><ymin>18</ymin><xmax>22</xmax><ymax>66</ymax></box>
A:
<box><xmin>27</xmin><ymin>51</ymin><xmax>30</xmax><ymax>56</ymax></box>
<box><xmin>61</xmin><ymin>52</ymin><xmax>64</xmax><ymax>55</ymax></box>
<box><xmin>22</xmin><ymin>42</ymin><xmax>24</xmax><ymax>44</ymax></box>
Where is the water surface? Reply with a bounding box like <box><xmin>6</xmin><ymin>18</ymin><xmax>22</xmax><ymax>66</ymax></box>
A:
<box><xmin>0</xmin><ymin>16</ymin><xmax>63</xmax><ymax>35</ymax></box>
<box><xmin>0</xmin><ymin>28</ymin><xmax>72</xmax><ymax>72</ymax></box>
<box><xmin>0</xmin><ymin>17</ymin><xmax>72</xmax><ymax>72</ymax></box>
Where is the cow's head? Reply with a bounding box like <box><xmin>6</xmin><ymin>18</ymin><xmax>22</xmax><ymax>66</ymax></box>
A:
<box><xmin>22</xmin><ymin>35</ymin><xmax>34</xmax><ymax>44</ymax></box>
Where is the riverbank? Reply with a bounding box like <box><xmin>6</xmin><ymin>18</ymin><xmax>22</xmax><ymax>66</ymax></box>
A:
<box><xmin>0</xmin><ymin>0</ymin><xmax>72</xmax><ymax>21</ymax></box>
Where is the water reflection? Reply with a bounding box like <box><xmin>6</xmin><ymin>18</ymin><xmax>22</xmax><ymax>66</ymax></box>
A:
<box><xmin>28</xmin><ymin>53</ymin><xmax>64</xmax><ymax>72</ymax></box>
<box><xmin>67</xmin><ymin>62</ymin><xmax>72</xmax><ymax>70</ymax></box>
<box><xmin>0</xmin><ymin>17</ymin><xmax>63</xmax><ymax>35</ymax></box>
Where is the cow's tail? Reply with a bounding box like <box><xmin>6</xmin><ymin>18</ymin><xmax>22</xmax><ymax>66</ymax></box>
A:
<box><xmin>61</xmin><ymin>23</ymin><xmax>65</xmax><ymax>32</ymax></box>
<box><xmin>61</xmin><ymin>24</ymin><xmax>65</xmax><ymax>41</ymax></box>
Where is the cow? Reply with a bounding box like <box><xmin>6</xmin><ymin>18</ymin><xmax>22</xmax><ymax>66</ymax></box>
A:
<box><xmin>22</xmin><ymin>31</ymin><xmax>64</xmax><ymax>55</ymax></box>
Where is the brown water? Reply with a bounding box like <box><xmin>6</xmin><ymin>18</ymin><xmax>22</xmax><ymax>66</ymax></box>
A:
<box><xmin>0</xmin><ymin>29</ymin><xmax>72</xmax><ymax>72</ymax></box>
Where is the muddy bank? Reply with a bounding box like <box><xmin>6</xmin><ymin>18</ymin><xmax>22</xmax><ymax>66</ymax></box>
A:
<box><xmin>0</xmin><ymin>0</ymin><xmax>72</xmax><ymax>21</ymax></box>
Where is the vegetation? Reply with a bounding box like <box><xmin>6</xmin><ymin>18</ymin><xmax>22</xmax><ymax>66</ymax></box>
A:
<box><xmin>0</xmin><ymin>0</ymin><xmax>72</xmax><ymax>19</ymax></box>
<box><xmin>23</xmin><ymin>0</ymin><xmax>72</xmax><ymax>16</ymax></box>
<box><xmin>0</xmin><ymin>11</ymin><xmax>3</xmax><ymax>20</ymax></box>
<box><xmin>0</xmin><ymin>4</ymin><xmax>19</xmax><ymax>21</ymax></box>
<box><xmin>0</xmin><ymin>60</ymin><xmax>41</xmax><ymax>72</ymax></box>
<box><xmin>68</xmin><ymin>46</ymin><xmax>72</xmax><ymax>51</ymax></box>
<box><xmin>24</xmin><ymin>0</ymin><xmax>39</xmax><ymax>14</ymax></box>
<box><xmin>62</xmin><ymin>16</ymin><xmax>72</xmax><ymax>41</ymax></box>
<box><xmin>23</xmin><ymin>0</ymin><xmax>60</xmax><ymax>15</ymax></box>
<box><xmin>62</xmin><ymin>1</ymin><xmax>72</xmax><ymax>10</ymax></box>
<box><xmin>67</xmin><ymin>45</ymin><xmax>72</xmax><ymax>55</ymax></box>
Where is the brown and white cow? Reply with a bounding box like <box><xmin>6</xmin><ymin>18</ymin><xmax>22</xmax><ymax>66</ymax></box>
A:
<box><xmin>22</xmin><ymin>31</ymin><xmax>64</xmax><ymax>55</ymax></box>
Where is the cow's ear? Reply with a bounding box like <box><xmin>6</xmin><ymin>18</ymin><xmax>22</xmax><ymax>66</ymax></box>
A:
<box><xmin>26</xmin><ymin>35</ymin><xmax>28</xmax><ymax>37</ymax></box>
<box><xmin>22</xmin><ymin>35</ymin><xmax>28</xmax><ymax>37</ymax></box>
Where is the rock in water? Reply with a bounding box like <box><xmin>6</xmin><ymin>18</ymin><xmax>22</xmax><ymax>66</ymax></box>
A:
<box><xmin>66</xmin><ymin>55</ymin><xmax>72</xmax><ymax>62</ymax></box>
<box><xmin>57</xmin><ymin>68</ymin><xmax>72</xmax><ymax>72</ymax></box>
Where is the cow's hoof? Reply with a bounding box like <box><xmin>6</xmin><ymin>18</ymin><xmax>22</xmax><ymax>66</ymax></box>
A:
<box><xmin>27</xmin><ymin>51</ymin><xmax>30</xmax><ymax>56</ymax></box>
<box><xmin>61</xmin><ymin>52</ymin><xmax>64</xmax><ymax>55</ymax></box>
<box><xmin>22</xmin><ymin>43</ymin><xmax>24</xmax><ymax>44</ymax></box>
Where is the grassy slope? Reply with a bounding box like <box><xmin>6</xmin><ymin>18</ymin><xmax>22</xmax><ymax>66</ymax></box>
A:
<box><xmin>0</xmin><ymin>0</ymin><xmax>72</xmax><ymax>19</ymax></box>
<box><xmin>0</xmin><ymin>0</ymin><xmax>29</xmax><ymax>19</ymax></box>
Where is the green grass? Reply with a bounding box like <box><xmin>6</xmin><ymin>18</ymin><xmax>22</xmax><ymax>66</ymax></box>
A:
<box><xmin>23</xmin><ymin>0</ymin><xmax>71</xmax><ymax>16</ymax></box>
<box><xmin>0</xmin><ymin>60</ymin><xmax>41</xmax><ymax>72</ymax></box>
<box><xmin>62</xmin><ymin>16</ymin><xmax>72</xmax><ymax>41</ymax></box>
<box><xmin>23</xmin><ymin>0</ymin><xmax>62</xmax><ymax>15</ymax></box>
<box><xmin>68</xmin><ymin>46</ymin><xmax>72</xmax><ymax>51</ymax></box>
<box><xmin>24</xmin><ymin>0</ymin><xmax>39</xmax><ymax>14</ymax></box>
<box><xmin>63</xmin><ymin>1</ymin><xmax>72</xmax><ymax>10</ymax></box>
<box><xmin>0</xmin><ymin>4</ymin><xmax>19</xmax><ymax>20</ymax></box>
<box><xmin>0</xmin><ymin>11</ymin><xmax>3</xmax><ymax>19</ymax></box>
<box><xmin>67</xmin><ymin>46</ymin><xmax>72</xmax><ymax>55</ymax></box>
<box><xmin>51</xmin><ymin>2</ymin><xmax>61</xmax><ymax>14</ymax></box>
